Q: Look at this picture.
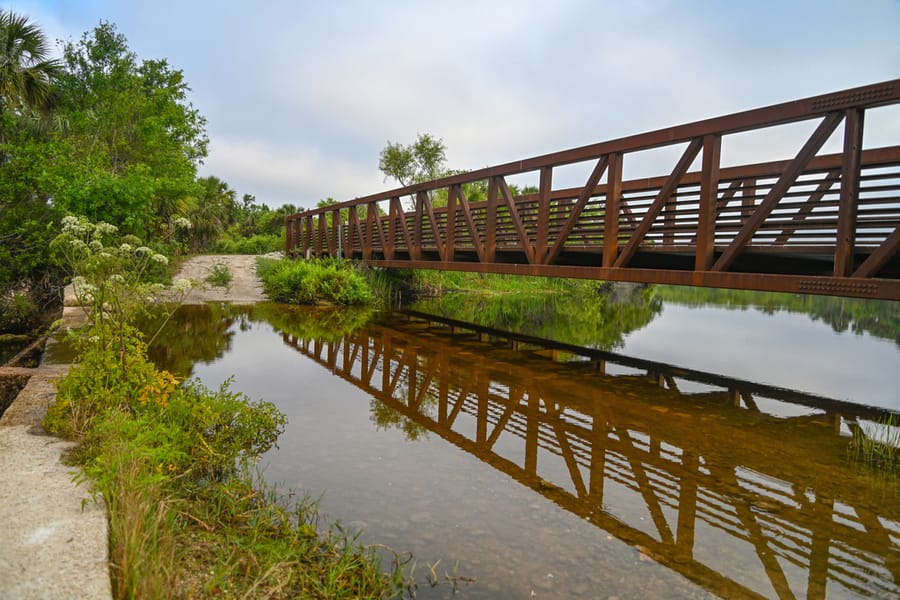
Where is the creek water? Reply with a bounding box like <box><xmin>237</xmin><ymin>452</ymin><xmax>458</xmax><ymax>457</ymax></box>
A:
<box><xmin>144</xmin><ymin>285</ymin><xmax>899</xmax><ymax>599</ymax></box>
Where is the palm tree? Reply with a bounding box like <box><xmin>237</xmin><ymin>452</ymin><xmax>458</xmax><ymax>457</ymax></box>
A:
<box><xmin>185</xmin><ymin>176</ymin><xmax>238</xmax><ymax>251</ymax></box>
<box><xmin>0</xmin><ymin>10</ymin><xmax>61</xmax><ymax>121</ymax></box>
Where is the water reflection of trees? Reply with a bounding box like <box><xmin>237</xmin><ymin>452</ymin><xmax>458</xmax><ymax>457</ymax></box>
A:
<box><xmin>251</xmin><ymin>303</ymin><xmax>373</xmax><ymax>343</ymax></box>
<box><xmin>655</xmin><ymin>286</ymin><xmax>900</xmax><ymax>346</ymax></box>
<box><xmin>411</xmin><ymin>282</ymin><xmax>662</xmax><ymax>350</ymax></box>
<box><xmin>142</xmin><ymin>304</ymin><xmax>242</xmax><ymax>377</ymax></box>
<box><xmin>142</xmin><ymin>303</ymin><xmax>377</xmax><ymax>376</ymax></box>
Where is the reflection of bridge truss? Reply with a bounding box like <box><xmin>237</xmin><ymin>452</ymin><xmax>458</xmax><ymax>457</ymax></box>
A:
<box><xmin>281</xmin><ymin>316</ymin><xmax>900</xmax><ymax>599</ymax></box>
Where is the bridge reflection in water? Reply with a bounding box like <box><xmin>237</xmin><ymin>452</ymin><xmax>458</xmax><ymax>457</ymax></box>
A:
<box><xmin>280</xmin><ymin>312</ymin><xmax>899</xmax><ymax>599</ymax></box>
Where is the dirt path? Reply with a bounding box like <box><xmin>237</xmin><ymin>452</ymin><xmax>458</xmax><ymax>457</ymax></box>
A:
<box><xmin>173</xmin><ymin>254</ymin><xmax>275</xmax><ymax>304</ymax></box>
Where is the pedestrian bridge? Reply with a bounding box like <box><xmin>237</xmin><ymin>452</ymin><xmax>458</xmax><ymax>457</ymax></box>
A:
<box><xmin>286</xmin><ymin>80</ymin><xmax>900</xmax><ymax>301</ymax></box>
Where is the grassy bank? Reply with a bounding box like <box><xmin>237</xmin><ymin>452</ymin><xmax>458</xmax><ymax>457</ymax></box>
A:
<box><xmin>44</xmin><ymin>220</ymin><xmax>403</xmax><ymax>599</ymax></box>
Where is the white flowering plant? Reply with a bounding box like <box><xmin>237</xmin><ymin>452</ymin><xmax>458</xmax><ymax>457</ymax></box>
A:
<box><xmin>50</xmin><ymin>216</ymin><xmax>193</xmax><ymax>376</ymax></box>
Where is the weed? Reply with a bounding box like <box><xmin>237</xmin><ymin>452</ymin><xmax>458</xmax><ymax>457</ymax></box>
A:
<box><xmin>206</xmin><ymin>260</ymin><xmax>233</xmax><ymax>288</ymax></box>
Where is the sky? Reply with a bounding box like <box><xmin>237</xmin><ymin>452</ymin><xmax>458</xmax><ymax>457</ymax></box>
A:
<box><xmin>5</xmin><ymin>0</ymin><xmax>900</xmax><ymax>209</ymax></box>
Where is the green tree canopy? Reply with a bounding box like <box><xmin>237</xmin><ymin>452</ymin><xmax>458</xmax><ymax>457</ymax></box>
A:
<box><xmin>378</xmin><ymin>132</ymin><xmax>447</xmax><ymax>188</ymax></box>
<box><xmin>46</xmin><ymin>21</ymin><xmax>208</xmax><ymax>236</ymax></box>
<box><xmin>0</xmin><ymin>10</ymin><xmax>62</xmax><ymax>304</ymax></box>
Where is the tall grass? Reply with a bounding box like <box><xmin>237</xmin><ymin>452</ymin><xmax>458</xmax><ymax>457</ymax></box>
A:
<box><xmin>850</xmin><ymin>414</ymin><xmax>900</xmax><ymax>473</ymax></box>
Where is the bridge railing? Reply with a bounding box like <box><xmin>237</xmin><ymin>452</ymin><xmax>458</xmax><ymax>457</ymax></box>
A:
<box><xmin>286</xmin><ymin>79</ymin><xmax>900</xmax><ymax>300</ymax></box>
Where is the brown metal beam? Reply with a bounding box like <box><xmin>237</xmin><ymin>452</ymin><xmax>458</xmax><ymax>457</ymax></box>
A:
<box><xmin>695</xmin><ymin>134</ymin><xmax>722</xmax><ymax>271</ymax></box>
<box><xmin>615</xmin><ymin>138</ymin><xmax>703</xmax><ymax>268</ymax></box>
<box><xmin>372</xmin><ymin>259</ymin><xmax>900</xmax><ymax>301</ymax></box>
<box><xmin>712</xmin><ymin>112</ymin><xmax>844</xmax><ymax>272</ymax></box>
<box><xmin>853</xmin><ymin>226</ymin><xmax>900</xmax><ymax>278</ymax></box>
<box><xmin>834</xmin><ymin>108</ymin><xmax>865</xmax><ymax>276</ymax></box>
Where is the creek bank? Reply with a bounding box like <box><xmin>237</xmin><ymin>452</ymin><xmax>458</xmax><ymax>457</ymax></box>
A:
<box><xmin>0</xmin><ymin>255</ymin><xmax>269</xmax><ymax>599</ymax></box>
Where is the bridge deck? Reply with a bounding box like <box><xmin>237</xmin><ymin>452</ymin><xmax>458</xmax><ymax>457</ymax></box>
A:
<box><xmin>287</xmin><ymin>80</ymin><xmax>900</xmax><ymax>300</ymax></box>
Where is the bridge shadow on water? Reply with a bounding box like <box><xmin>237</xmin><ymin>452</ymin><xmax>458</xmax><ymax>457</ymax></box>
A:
<box><xmin>277</xmin><ymin>310</ymin><xmax>900</xmax><ymax>600</ymax></box>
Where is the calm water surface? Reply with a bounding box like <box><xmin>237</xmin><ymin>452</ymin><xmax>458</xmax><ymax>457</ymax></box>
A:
<box><xmin>149</xmin><ymin>286</ymin><xmax>900</xmax><ymax>599</ymax></box>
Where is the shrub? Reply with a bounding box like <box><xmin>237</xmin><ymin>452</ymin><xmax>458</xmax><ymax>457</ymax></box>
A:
<box><xmin>0</xmin><ymin>289</ymin><xmax>40</xmax><ymax>334</ymax></box>
<box><xmin>212</xmin><ymin>233</ymin><xmax>282</xmax><ymax>255</ymax></box>
<box><xmin>259</xmin><ymin>257</ymin><xmax>373</xmax><ymax>305</ymax></box>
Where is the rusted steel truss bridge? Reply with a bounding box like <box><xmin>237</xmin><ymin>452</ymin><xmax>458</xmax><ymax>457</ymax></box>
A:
<box><xmin>280</xmin><ymin>313</ymin><xmax>900</xmax><ymax>599</ymax></box>
<box><xmin>286</xmin><ymin>80</ymin><xmax>900</xmax><ymax>301</ymax></box>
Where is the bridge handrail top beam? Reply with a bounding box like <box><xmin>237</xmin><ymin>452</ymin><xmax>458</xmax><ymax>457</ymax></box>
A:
<box><xmin>290</xmin><ymin>78</ymin><xmax>900</xmax><ymax>217</ymax></box>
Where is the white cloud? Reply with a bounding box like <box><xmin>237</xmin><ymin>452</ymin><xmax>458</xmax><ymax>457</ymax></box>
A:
<box><xmin>201</xmin><ymin>137</ymin><xmax>383</xmax><ymax>209</ymax></box>
<box><xmin>12</xmin><ymin>0</ymin><xmax>900</xmax><ymax>207</ymax></box>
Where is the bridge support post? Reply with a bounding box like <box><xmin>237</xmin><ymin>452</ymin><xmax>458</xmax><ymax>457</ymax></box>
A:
<box><xmin>835</xmin><ymin>108</ymin><xmax>864</xmax><ymax>277</ymax></box>
<box><xmin>696</xmin><ymin>134</ymin><xmax>722</xmax><ymax>271</ymax></box>
<box><xmin>536</xmin><ymin>167</ymin><xmax>552</xmax><ymax>264</ymax></box>
<box><xmin>603</xmin><ymin>153</ymin><xmax>623</xmax><ymax>268</ymax></box>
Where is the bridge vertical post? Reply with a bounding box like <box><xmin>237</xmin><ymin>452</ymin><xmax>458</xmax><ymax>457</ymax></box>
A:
<box><xmin>303</xmin><ymin>214</ymin><xmax>313</xmax><ymax>258</ymax></box>
<box><xmin>347</xmin><ymin>206</ymin><xmax>358</xmax><ymax>259</ymax></box>
<box><xmin>317</xmin><ymin>213</ymin><xmax>327</xmax><ymax>258</ymax></box>
<box><xmin>363</xmin><ymin>202</ymin><xmax>375</xmax><ymax>260</ymax></box>
<box><xmin>742</xmin><ymin>179</ymin><xmax>757</xmax><ymax>213</ymax></box>
<box><xmin>835</xmin><ymin>108</ymin><xmax>864</xmax><ymax>277</ymax></box>
<box><xmin>524</xmin><ymin>392</ymin><xmax>539</xmax><ymax>474</ymax></box>
<box><xmin>485</xmin><ymin>178</ymin><xmax>498</xmax><ymax>262</ymax></box>
<box><xmin>445</xmin><ymin>185</ymin><xmax>457</xmax><ymax>262</ymax></box>
<box><xmin>284</xmin><ymin>216</ymin><xmax>294</xmax><ymax>256</ymax></box>
<box><xmin>536</xmin><ymin>167</ymin><xmax>552</xmax><ymax>264</ymax></box>
<box><xmin>386</xmin><ymin>199</ymin><xmax>396</xmax><ymax>260</ymax></box>
<box><xmin>675</xmin><ymin>451</ymin><xmax>699</xmax><ymax>562</ymax></box>
<box><xmin>696</xmin><ymin>134</ymin><xmax>722</xmax><ymax>271</ymax></box>
<box><xmin>476</xmin><ymin>372</ymin><xmax>489</xmax><ymax>444</ymax></box>
<box><xmin>663</xmin><ymin>196</ymin><xmax>676</xmax><ymax>246</ymax></box>
<box><xmin>414</xmin><ymin>192</ymin><xmax>426</xmax><ymax>260</ymax></box>
<box><xmin>330</xmin><ymin>210</ymin><xmax>339</xmax><ymax>257</ymax></box>
<box><xmin>589</xmin><ymin>399</ymin><xmax>606</xmax><ymax>503</ymax></box>
<box><xmin>604</xmin><ymin>153</ymin><xmax>623</xmax><ymax>267</ymax></box>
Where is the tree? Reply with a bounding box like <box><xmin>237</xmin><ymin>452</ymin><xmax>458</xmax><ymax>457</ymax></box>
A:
<box><xmin>47</xmin><ymin>21</ymin><xmax>207</xmax><ymax>236</ymax></box>
<box><xmin>378</xmin><ymin>132</ymin><xmax>447</xmax><ymax>188</ymax></box>
<box><xmin>184</xmin><ymin>176</ymin><xmax>236</xmax><ymax>252</ymax></box>
<box><xmin>0</xmin><ymin>10</ymin><xmax>61</xmax><ymax>123</ymax></box>
<box><xmin>0</xmin><ymin>10</ymin><xmax>62</xmax><ymax>323</ymax></box>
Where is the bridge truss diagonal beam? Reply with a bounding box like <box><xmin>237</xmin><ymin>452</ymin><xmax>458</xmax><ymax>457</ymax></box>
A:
<box><xmin>287</xmin><ymin>79</ymin><xmax>900</xmax><ymax>300</ymax></box>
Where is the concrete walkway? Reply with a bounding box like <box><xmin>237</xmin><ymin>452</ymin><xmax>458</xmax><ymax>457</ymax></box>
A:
<box><xmin>0</xmin><ymin>306</ymin><xmax>112</xmax><ymax>600</ymax></box>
